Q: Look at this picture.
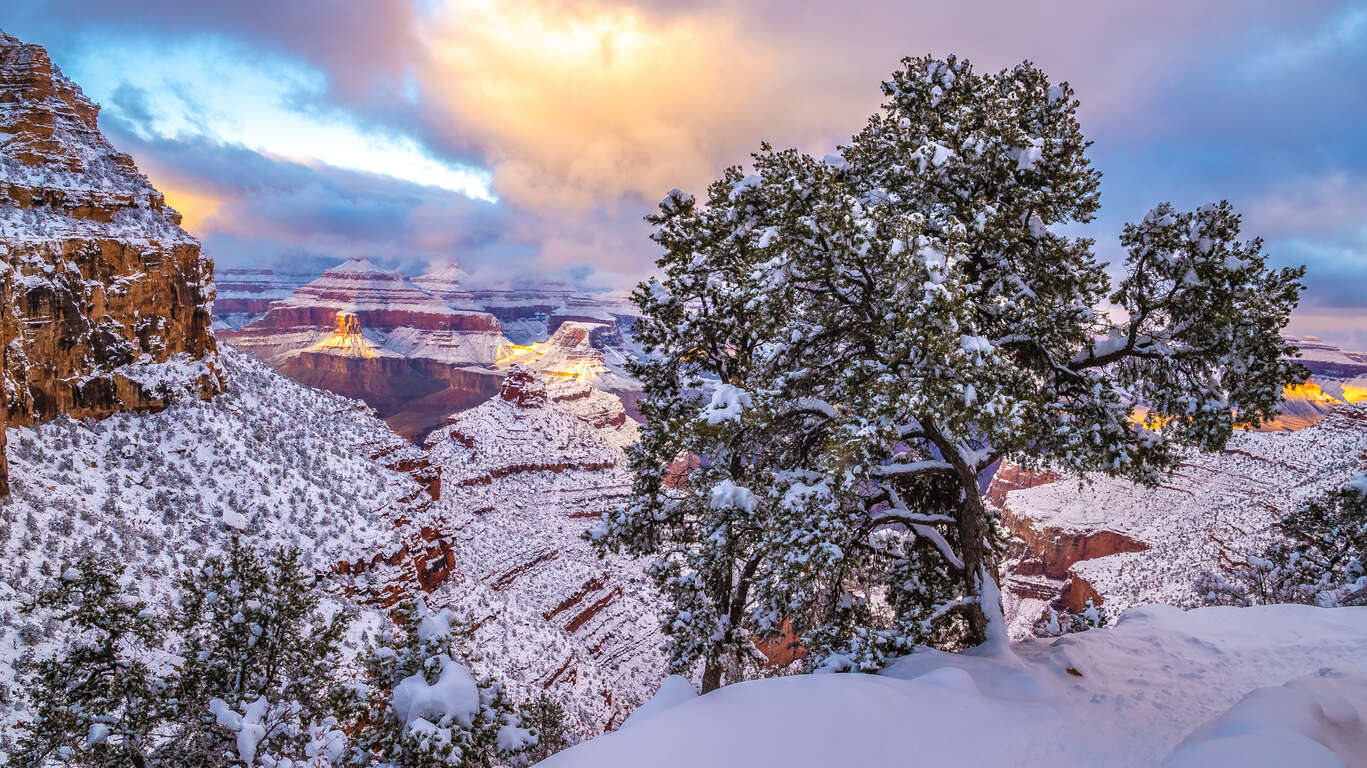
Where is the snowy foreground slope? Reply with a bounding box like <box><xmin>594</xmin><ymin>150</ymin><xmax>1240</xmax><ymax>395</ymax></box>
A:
<box><xmin>546</xmin><ymin>605</ymin><xmax>1367</xmax><ymax>768</ymax></box>
<box><xmin>0</xmin><ymin>347</ymin><xmax>430</xmax><ymax>742</ymax></box>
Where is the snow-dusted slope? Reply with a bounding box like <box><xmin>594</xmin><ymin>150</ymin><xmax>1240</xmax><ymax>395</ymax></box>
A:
<box><xmin>0</xmin><ymin>345</ymin><xmax>438</xmax><ymax>742</ymax></box>
<box><xmin>544</xmin><ymin>604</ymin><xmax>1367</xmax><ymax>768</ymax></box>
<box><xmin>417</xmin><ymin>370</ymin><xmax>664</xmax><ymax>735</ymax></box>
<box><xmin>1002</xmin><ymin>405</ymin><xmax>1367</xmax><ymax>632</ymax></box>
<box><xmin>0</xmin><ymin>345</ymin><xmax>423</xmax><ymax>589</ymax></box>
<box><xmin>412</xmin><ymin>260</ymin><xmax>485</xmax><ymax>311</ymax></box>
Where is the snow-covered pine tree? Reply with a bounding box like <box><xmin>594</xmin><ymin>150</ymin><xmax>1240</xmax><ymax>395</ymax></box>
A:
<box><xmin>592</xmin><ymin>54</ymin><xmax>1306</xmax><ymax>685</ymax></box>
<box><xmin>517</xmin><ymin>694</ymin><xmax>571</xmax><ymax>764</ymax></box>
<box><xmin>14</xmin><ymin>560</ymin><xmax>167</xmax><ymax>768</ymax></box>
<box><xmin>164</xmin><ymin>538</ymin><xmax>350</xmax><ymax>766</ymax></box>
<box><xmin>348</xmin><ymin>597</ymin><xmax>532</xmax><ymax>768</ymax></box>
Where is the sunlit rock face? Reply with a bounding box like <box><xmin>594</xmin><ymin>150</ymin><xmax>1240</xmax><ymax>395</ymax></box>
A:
<box><xmin>1248</xmin><ymin>337</ymin><xmax>1367</xmax><ymax>431</ymax></box>
<box><xmin>219</xmin><ymin>260</ymin><xmax>513</xmax><ymax>441</ymax></box>
<box><xmin>0</xmin><ymin>30</ymin><xmax>221</xmax><ymax>457</ymax></box>
<box><xmin>497</xmin><ymin>319</ymin><xmax>644</xmax><ymax>429</ymax></box>
<box><xmin>999</xmin><ymin>404</ymin><xmax>1367</xmax><ymax>639</ymax></box>
<box><xmin>223</xmin><ymin>259</ymin><xmax>507</xmax><ymax>361</ymax></box>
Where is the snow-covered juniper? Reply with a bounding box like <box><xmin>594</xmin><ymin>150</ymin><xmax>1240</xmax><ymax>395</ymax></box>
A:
<box><xmin>590</xmin><ymin>54</ymin><xmax>1307</xmax><ymax>690</ymax></box>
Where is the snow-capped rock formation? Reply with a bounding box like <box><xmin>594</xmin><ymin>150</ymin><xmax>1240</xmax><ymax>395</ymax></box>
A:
<box><xmin>1289</xmin><ymin>335</ymin><xmax>1367</xmax><ymax>379</ymax></box>
<box><xmin>223</xmin><ymin>258</ymin><xmax>506</xmax><ymax>363</ymax></box>
<box><xmin>411</xmin><ymin>260</ymin><xmax>484</xmax><ymax>312</ymax></box>
<box><xmin>1000</xmin><ymin>404</ymin><xmax>1367</xmax><ymax>637</ymax></box>
<box><xmin>0</xmin><ymin>29</ymin><xmax>221</xmax><ymax>421</ymax></box>
<box><xmin>1254</xmin><ymin>336</ymin><xmax>1367</xmax><ymax>431</ymax></box>
<box><xmin>0</xmin><ymin>29</ymin><xmax>221</xmax><ymax>495</ymax></box>
<box><xmin>219</xmin><ymin>260</ymin><xmax>512</xmax><ymax>441</ymax></box>
<box><xmin>406</xmin><ymin>368</ymin><xmax>664</xmax><ymax>734</ymax></box>
<box><xmin>461</xmin><ymin>276</ymin><xmax>638</xmax><ymax>345</ymax></box>
<box><xmin>497</xmin><ymin>320</ymin><xmax>643</xmax><ymax>427</ymax></box>
<box><xmin>213</xmin><ymin>267</ymin><xmax>313</xmax><ymax>329</ymax></box>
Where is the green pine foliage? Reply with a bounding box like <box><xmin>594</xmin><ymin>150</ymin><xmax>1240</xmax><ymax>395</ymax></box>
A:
<box><xmin>14</xmin><ymin>541</ymin><xmax>352</xmax><ymax>767</ymax></box>
<box><xmin>163</xmin><ymin>537</ymin><xmax>351</xmax><ymax>766</ymax></box>
<box><xmin>517</xmin><ymin>694</ymin><xmax>571</xmax><ymax>764</ymax></box>
<box><xmin>591</xmin><ymin>54</ymin><xmax>1306</xmax><ymax>688</ymax></box>
<box><xmin>13</xmin><ymin>560</ymin><xmax>167</xmax><ymax>768</ymax></box>
<box><xmin>347</xmin><ymin>596</ymin><xmax>533</xmax><ymax>768</ymax></box>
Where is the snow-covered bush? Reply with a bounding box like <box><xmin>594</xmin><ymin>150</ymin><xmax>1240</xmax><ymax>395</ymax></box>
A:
<box><xmin>12</xmin><ymin>560</ymin><xmax>166</xmax><ymax>767</ymax></box>
<box><xmin>13</xmin><ymin>543</ymin><xmax>353</xmax><ymax>767</ymax></box>
<box><xmin>163</xmin><ymin>537</ymin><xmax>352</xmax><ymax>766</ymax></box>
<box><xmin>1202</xmin><ymin>472</ymin><xmax>1367</xmax><ymax>608</ymax></box>
<box><xmin>348</xmin><ymin>597</ymin><xmax>533</xmax><ymax>767</ymax></box>
<box><xmin>592</xmin><ymin>54</ymin><xmax>1305</xmax><ymax>687</ymax></box>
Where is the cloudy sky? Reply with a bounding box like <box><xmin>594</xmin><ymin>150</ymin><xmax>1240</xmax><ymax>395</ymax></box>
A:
<box><xmin>5</xmin><ymin>1</ymin><xmax>1366</xmax><ymax>347</ymax></box>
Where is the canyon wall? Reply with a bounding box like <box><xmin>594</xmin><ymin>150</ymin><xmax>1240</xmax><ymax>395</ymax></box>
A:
<box><xmin>0</xmin><ymin>29</ymin><xmax>222</xmax><ymax>493</ymax></box>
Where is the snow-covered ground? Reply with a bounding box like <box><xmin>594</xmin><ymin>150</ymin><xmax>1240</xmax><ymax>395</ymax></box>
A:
<box><xmin>546</xmin><ymin>604</ymin><xmax>1367</xmax><ymax>768</ymax></box>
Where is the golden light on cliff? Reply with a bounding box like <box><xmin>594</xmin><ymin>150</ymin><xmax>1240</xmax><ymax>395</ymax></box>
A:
<box><xmin>309</xmin><ymin>312</ymin><xmax>380</xmax><ymax>358</ymax></box>
<box><xmin>544</xmin><ymin>358</ymin><xmax>609</xmax><ymax>380</ymax></box>
<box><xmin>496</xmin><ymin>342</ymin><xmax>546</xmax><ymax>366</ymax></box>
<box><xmin>1340</xmin><ymin>384</ymin><xmax>1367</xmax><ymax>403</ymax></box>
<box><xmin>1283</xmin><ymin>380</ymin><xmax>1339</xmax><ymax>404</ymax></box>
<box><xmin>494</xmin><ymin>341</ymin><xmax>606</xmax><ymax>381</ymax></box>
<box><xmin>1128</xmin><ymin>407</ymin><xmax>1171</xmax><ymax>430</ymax></box>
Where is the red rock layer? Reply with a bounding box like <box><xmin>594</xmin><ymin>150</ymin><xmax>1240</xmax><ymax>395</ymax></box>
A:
<box><xmin>0</xmin><ymin>30</ymin><xmax>222</xmax><ymax>442</ymax></box>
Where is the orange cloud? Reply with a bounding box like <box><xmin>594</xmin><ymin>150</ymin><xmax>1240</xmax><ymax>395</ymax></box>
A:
<box><xmin>154</xmin><ymin>180</ymin><xmax>226</xmax><ymax>236</ymax></box>
<box><xmin>414</xmin><ymin>0</ymin><xmax>886</xmax><ymax>214</ymax></box>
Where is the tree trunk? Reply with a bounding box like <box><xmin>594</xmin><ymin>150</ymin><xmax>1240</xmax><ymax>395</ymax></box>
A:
<box><xmin>955</xmin><ymin>488</ymin><xmax>995</xmax><ymax>645</ymax></box>
<box><xmin>950</xmin><ymin>462</ymin><xmax>1006</xmax><ymax>648</ymax></box>
<box><xmin>701</xmin><ymin>651</ymin><xmax>723</xmax><ymax>693</ymax></box>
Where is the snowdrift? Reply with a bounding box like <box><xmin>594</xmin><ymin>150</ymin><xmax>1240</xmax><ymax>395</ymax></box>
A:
<box><xmin>545</xmin><ymin>604</ymin><xmax>1367</xmax><ymax>768</ymax></box>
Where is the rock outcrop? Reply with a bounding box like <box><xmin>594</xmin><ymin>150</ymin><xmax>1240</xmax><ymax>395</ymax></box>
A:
<box><xmin>223</xmin><ymin>258</ymin><xmax>506</xmax><ymax>360</ymax></box>
<box><xmin>0</xmin><ymin>29</ymin><xmax>222</xmax><ymax>494</ymax></box>
<box><xmin>999</xmin><ymin>405</ymin><xmax>1367</xmax><ymax>638</ymax></box>
<box><xmin>220</xmin><ymin>260</ymin><xmax>511</xmax><ymax>441</ymax></box>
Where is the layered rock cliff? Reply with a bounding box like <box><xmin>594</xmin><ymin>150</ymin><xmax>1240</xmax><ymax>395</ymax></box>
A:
<box><xmin>0</xmin><ymin>29</ymin><xmax>222</xmax><ymax>494</ymax></box>
<box><xmin>414</xmin><ymin>369</ymin><xmax>664</xmax><ymax>733</ymax></box>
<box><xmin>213</xmin><ymin>267</ymin><xmax>312</xmax><ymax>328</ymax></box>
<box><xmin>220</xmin><ymin>259</ymin><xmax>510</xmax><ymax>440</ymax></box>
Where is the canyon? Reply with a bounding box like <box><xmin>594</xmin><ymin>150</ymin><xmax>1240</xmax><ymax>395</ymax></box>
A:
<box><xmin>218</xmin><ymin>260</ymin><xmax>644</xmax><ymax>441</ymax></box>
<box><xmin>0</xmin><ymin>30</ymin><xmax>662</xmax><ymax>743</ymax></box>
<box><xmin>998</xmin><ymin>402</ymin><xmax>1367</xmax><ymax>638</ymax></box>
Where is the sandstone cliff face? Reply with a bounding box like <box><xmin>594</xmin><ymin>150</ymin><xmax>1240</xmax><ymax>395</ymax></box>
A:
<box><xmin>221</xmin><ymin>259</ymin><xmax>510</xmax><ymax>440</ymax></box>
<box><xmin>0</xmin><ymin>30</ymin><xmax>222</xmax><ymax>488</ymax></box>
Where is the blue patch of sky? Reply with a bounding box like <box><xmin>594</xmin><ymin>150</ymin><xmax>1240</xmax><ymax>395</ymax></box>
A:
<box><xmin>57</xmin><ymin>30</ymin><xmax>496</xmax><ymax>202</ymax></box>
